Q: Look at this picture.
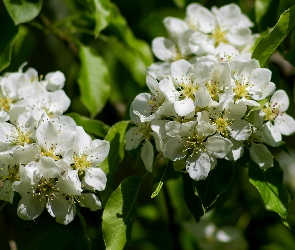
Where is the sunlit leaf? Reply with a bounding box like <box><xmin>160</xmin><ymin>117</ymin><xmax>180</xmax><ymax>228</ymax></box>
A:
<box><xmin>78</xmin><ymin>45</ymin><xmax>111</xmax><ymax>118</ymax></box>
<box><xmin>93</xmin><ymin>0</ymin><xmax>111</xmax><ymax>37</ymax></box>
<box><xmin>3</xmin><ymin>0</ymin><xmax>42</xmax><ymax>25</ymax></box>
<box><xmin>102</xmin><ymin>176</ymin><xmax>142</xmax><ymax>250</ymax></box>
<box><xmin>67</xmin><ymin>112</ymin><xmax>110</xmax><ymax>138</ymax></box>
<box><xmin>194</xmin><ymin>159</ymin><xmax>234</xmax><ymax>213</ymax></box>
<box><xmin>0</xmin><ymin>12</ymin><xmax>19</xmax><ymax>72</ymax></box>
<box><xmin>252</xmin><ymin>5</ymin><xmax>295</xmax><ymax>67</ymax></box>
<box><xmin>100</xmin><ymin>121</ymin><xmax>130</xmax><ymax>204</ymax></box>
<box><xmin>249</xmin><ymin>160</ymin><xmax>290</xmax><ymax>226</ymax></box>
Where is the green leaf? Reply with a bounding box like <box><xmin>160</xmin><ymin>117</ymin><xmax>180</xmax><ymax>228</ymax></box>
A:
<box><xmin>100</xmin><ymin>121</ymin><xmax>130</xmax><ymax>203</ymax></box>
<box><xmin>107</xmin><ymin>5</ymin><xmax>153</xmax><ymax>86</ymax></box>
<box><xmin>255</xmin><ymin>0</ymin><xmax>273</xmax><ymax>25</ymax></box>
<box><xmin>3</xmin><ymin>0</ymin><xmax>42</xmax><ymax>25</ymax></box>
<box><xmin>278</xmin><ymin>0</ymin><xmax>295</xmax><ymax>17</ymax></box>
<box><xmin>182</xmin><ymin>173</ymin><xmax>204</xmax><ymax>222</ymax></box>
<box><xmin>194</xmin><ymin>159</ymin><xmax>234</xmax><ymax>213</ymax></box>
<box><xmin>173</xmin><ymin>0</ymin><xmax>186</xmax><ymax>9</ymax></box>
<box><xmin>67</xmin><ymin>112</ymin><xmax>110</xmax><ymax>138</ymax></box>
<box><xmin>93</xmin><ymin>0</ymin><xmax>111</xmax><ymax>38</ymax></box>
<box><xmin>78</xmin><ymin>45</ymin><xmax>111</xmax><ymax>118</ymax></box>
<box><xmin>102</xmin><ymin>176</ymin><xmax>142</xmax><ymax>250</ymax></box>
<box><xmin>0</xmin><ymin>12</ymin><xmax>19</xmax><ymax>72</ymax></box>
<box><xmin>249</xmin><ymin>160</ymin><xmax>290</xmax><ymax>226</ymax></box>
<box><xmin>252</xmin><ymin>5</ymin><xmax>295</xmax><ymax>67</ymax></box>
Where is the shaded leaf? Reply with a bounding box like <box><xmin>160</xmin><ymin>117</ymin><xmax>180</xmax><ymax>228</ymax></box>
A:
<box><xmin>182</xmin><ymin>173</ymin><xmax>204</xmax><ymax>222</ymax></box>
<box><xmin>100</xmin><ymin>121</ymin><xmax>130</xmax><ymax>203</ymax></box>
<box><xmin>278</xmin><ymin>0</ymin><xmax>295</xmax><ymax>18</ymax></box>
<box><xmin>67</xmin><ymin>112</ymin><xmax>110</xmax><ymax>138</ymax></box>
<box><xmin>107</xmin><ymin>5</ymin><xmax>153</xmax><ymax>86</ymax></box>
<box><xmin>173</xmin><ymin>0</ymin><xmax>186</xmax><ymax>9</ymax></box>
<box><xmin>0</xmin><ymin>12</ymin><xmax>19</xmax><ymax>72</ymax></box>
<box><xmin>194</xmin><ymin>159</ymin><xmax>234</xmax><ymax>213</ymax></box>
<box><xmin>255</xmin><ymin>0</ymin><xmax>273</xmax><ymax>25</ymax></box>
<box><xmin>249</xmin><ymin>160</ymin><xmax>290</xmax><ymax>226</ymax></box>
<box><xmin>102</xmin><ymin>176</ymin><xmax>142</xmax><ymax>250</ymax></box>
<box><xmin>78</xmin><ymin>45</ymin><xmax>111</xmax><ymax>118</ymax></box>
<box><xmin>252</xmin><ymin>5</ymin><xmax>295</xmax><ymax>67</ymax></box>
<box><xmin>3</xmin><ymin>0</ymin><xmax>42</xmax><ymax>25</ymax></box>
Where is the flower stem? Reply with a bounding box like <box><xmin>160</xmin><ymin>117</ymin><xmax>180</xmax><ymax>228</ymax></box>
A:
<box><xmin>151</xmin><ymin>160</ymin><xmax>172</xmax><ymax>198</ymax></box>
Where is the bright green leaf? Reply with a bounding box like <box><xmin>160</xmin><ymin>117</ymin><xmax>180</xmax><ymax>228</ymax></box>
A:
<box><xmin>0</xmin><ymin>12</ymin><xmax>19</xmax><ymax>72</ymax></box>
<box><xmin>100</xmin><ymin>121</ymin><xmax>130</xmax><ymax>204</ymax></box>
<box><xmin>78</xmin><ymin>45</ymin><xmax>111</xmax><ymax>118</ymax></box>
<box><xmin>252</xmin><ymin>5</ymin><xmax>295</xmax><ymax>67</ymax></box>
<box><xmin>3</xmin><ymin>0</ymin><xmax>42</xmax><ymax>25</ymax></box>
<box><xmin>67</xmin><ymin>112</ymin><xmax>110</xmax><ymax>138</ymax></box>
<box><xmin>249</xmin><ymin>160</ymin><xmax>290</xmax><ymax>226</ymax></box>
<box><xmin>93</xmin><ymin>0</ymin><xmax>111</xmax><ymax>38</ymax></box>
<box><xmin>102</xmin><ymin>176</ymin><xmax>142</xmax><ymax>250</ymax></box>
<box><xmin>194</xmin><ymin>159</ymin><xmax>234</xmax><ymax>213</ymax></box>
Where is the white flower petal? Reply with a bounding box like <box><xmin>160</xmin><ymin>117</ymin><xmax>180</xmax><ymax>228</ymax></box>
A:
<box><xmin>204</xmin><ymin>135</ymin><xmax>232</xmax><ymax>158</ymax></box>
<box><xmin>152</xmin><ymin>37</ymin><xmax>177</xmax><ymax>61</ymax></box>
<box><xmin>186</xmin><ymin>152</ymin><xmax>211</xmax><ymax>181</ymax></box>
<box><xmin>271</xmin><ymin>90</ymin><xmax>289</xmax><ymax>112</ymax></box>
<box><xmin>174</xmin><ymin>98</ymin><xmax>195</xmax><ymax>117</ymax></box>
<box><xmin>17</xmin><ymin>194</ymin><xmax>45</xmax><ymax>220</ymax></box>
<box><xmin>262</xmin><ymin>122</ymin><xmax>282</xmax><ymax>147</ymax></box>
<box><xmin>274</xmin><ymin>113</ymin><xmax>295</xmax><ymax>136</ymax></box>
<box><xmin>83</xmin><ymin>167</ymin><xmax>107</xmax><ymax>191</ymax></box>
<box><xmin>80</xmin><ymin>193</ymin><xmax>102</xmax><ymax>211</ymax></box>
<box><xmin>249</xmin><ymin>143</ymin><xmax>273</xmax><ymax>169</ymax></box>
<box><xmin>163</xmin><ymin>137</ymin><xmax>187</xmax><ymax>161</ymax></box>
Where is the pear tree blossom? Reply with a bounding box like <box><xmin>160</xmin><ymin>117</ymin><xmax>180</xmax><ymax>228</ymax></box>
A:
<box><xmin>0</xmin><ymin>66</ymin><xmax>110</xmax><ymax>225</ymax></box>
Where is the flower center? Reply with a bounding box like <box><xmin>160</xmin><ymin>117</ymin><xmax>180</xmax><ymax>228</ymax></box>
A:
<box><xmin>34</xmin><ymin>177</ymin><xmax>59</xmax><ymax>199</ymax></box>
<box><xmin>214</xmin><ymin>117</ymin><xmax>232</xmax><ymax>137</ymax></box>
<box><xmin>262</xmin><ymin>105</ymin><xmax>280</xmax><ymax>122</ymax></box>
<box><xmin>206</xmin><ymin>80</ymin><xmax>220</xmax><ymax>101</ymax></box>
<box><xmin>0</xmin><ymin>96</ymin><xmax>13</xmax><ymax>112</ymax></box>
<box><xmin>178</xmin><ymin>82</ymin><xmax>198</xmax><ymax>101</ymax></box>
<box><xmin>211</xmin><ymin>26</ymin><xmax>228</xmax><ymax>46</ymax></box>
<box><xmin>41</xmin><ymin>147</ymin><xmax>61</xmax><ymax>161</ymax></box>
<box><xmin>233</xmin><ymin>82</ymin><xmax>250</xmax><ymax>101</ymax></box>
<box><xmin>0</xmin><ymin>164</ymin><xmax>20</xmax><ymax>182</ymax></box>
<box><xmin>72</xmin><ymin>154</ymin><xmax>91</xmax><ymax>173</ymax></box>
<box><xmin>12</xmin><ymin>128</ymin><xmax>32</xmax><ymax>147</ymax></box>
<box><xmin>148</xmin><ymin>96</ymin><xmax>162</xmax><ymax>113</ymax></box>
<box><xmin>184</xmin><ymin>134</ymin><xmax>206</xmax><ymax>156</ymax></box>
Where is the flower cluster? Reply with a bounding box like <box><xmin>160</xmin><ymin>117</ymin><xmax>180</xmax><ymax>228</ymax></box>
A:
<box><xmin>125</xmin><ymin>3</ymin><xmax>295</xmax><ymax>181</ymax></box>
<box><xmin>0</xmin><ymin>65</ymin><xmax>109</xmax><ymax>225</ymax></box>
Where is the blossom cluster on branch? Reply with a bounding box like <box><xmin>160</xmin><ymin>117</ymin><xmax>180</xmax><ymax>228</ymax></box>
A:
<box><xmin>0</xmin><ymin>65</ymin><xmax>109</xmax><ymax>224</ymax></box>
<box><xmin>125</xmin><ymin>3</ymin><xmax>295</xmax><ymax>181</ymax></box>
